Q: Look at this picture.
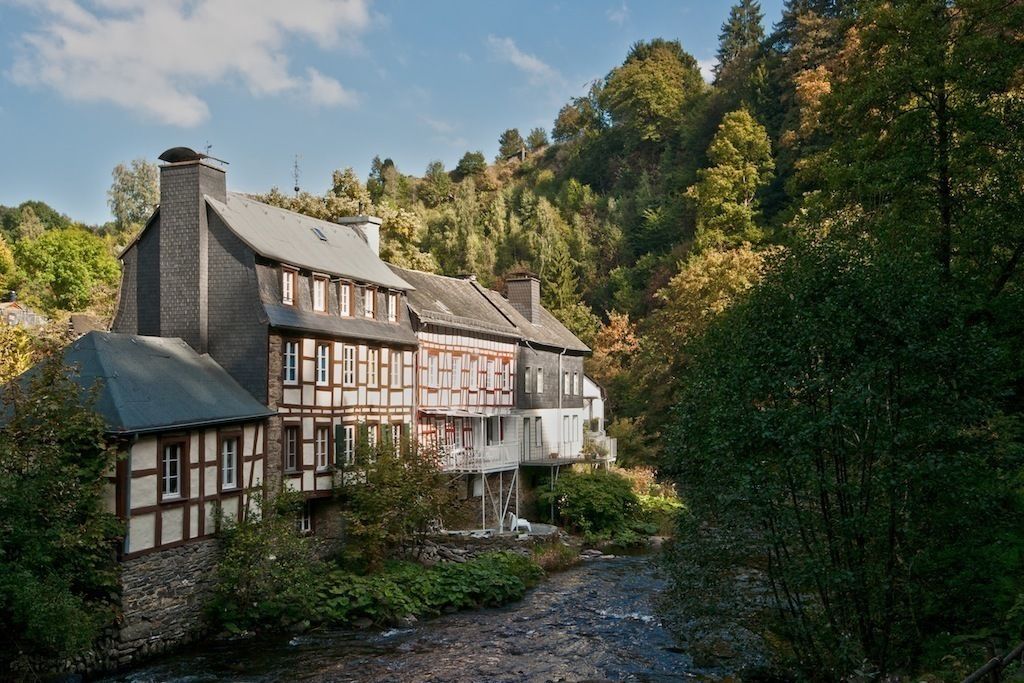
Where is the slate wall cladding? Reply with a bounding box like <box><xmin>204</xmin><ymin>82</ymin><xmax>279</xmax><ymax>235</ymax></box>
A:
<box><xmin>112</xmin><ymin>246</ymin><xmax>139</xmax><ymax>334</ymax></box>
<box><xmin>506</xmin><ymin>277</ymin><xmax>541</xmax><ymax>323</ymax></box>
<box><xmin>516</xmin><ymin>346</ymin><xmax>585</xmax><ymax>410</ymax></box>
<box><xmin>207</xmin><ymin>210</ymin><xmax>269</xmax><ymax>403</ymax></box>
<box><xmin>156</xmin><ymin>162</ymin><xmax>226</xmax><ymax>352</ymax></box>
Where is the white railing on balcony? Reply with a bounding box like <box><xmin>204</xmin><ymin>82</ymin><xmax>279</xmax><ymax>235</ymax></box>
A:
<box><xmin>439</xmin><ymin>442</ymin><xmax>520</xmax><ymax>472</ymax></box>
<box><xmin>520</xmin><ymin>439</ymin><xmax>586</xmax><ymax>464</ymax></box>
<box><xmin>586</xmin><ymin>433</ymin><xmax>617</xmax><ymax>463</ymax></box>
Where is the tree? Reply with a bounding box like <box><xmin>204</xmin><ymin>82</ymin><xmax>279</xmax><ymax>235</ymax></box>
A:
<box><xmin>497</xmin><ymin>128</ymin><xmax>525</xmax><ymax>160</ymax></box>
<box><xmin>0</xmin><ymin>324</ymin><xmax>34</xmax><ymax>385</ymax></box>
<box><xmin>454</xmin><ymin>151</ymin><xmax>487</xmax><ymax>181</ymax></box>
<box><xmin>601</xmin><ymin>39</ymin><xmax>706</xmax><ymax>143</ymax></box>
<box><xmin>686</xmin><ymin>109</ymin><xmax>773</xmax><ymax>250</ymax></box>
<box><xmin>526</xmin><ymin>127</ymin><xmax>549</xmax><ymax>151</ymax></box>
<box><xmin>14</xmin><ymin>227</ymin><xmax>120</xmax><ymax>312</ymax></box>
<box><xmin>552</xmin><ymin>81</ymin><xmax>608</xmax><ymax>142</ymax></box>
<box><xmin>716</xmin><ymin>0</ymin><xmax>765</xmax><ymax>79</ymax></box>
<box><xmin>0</xmin><ymin>356</ymin><xmax>122</xmax><ymax>670</ymax></box>
<box><xmin>0</xmin><ymin>234</ymin><xmax>16</xmax><ymax>290</ymax></box>
<box><xmin>107</xmin><ymin>158</ymin><xmax>159</xmax><ymax>229</ymax></box>
<box><xmin>337</xmin><ymin>438</ymin><xmax>453</xmax><ymax>572</ymax></box>
<box><xmin>419</xmin><ymin>160</ymin><xmax>453</xmax><ymax>208</ymax></box>
<box><xmin>15</xmin><ymin>206</ymin><xmax>45</xmax><ymax>241</ymax></box>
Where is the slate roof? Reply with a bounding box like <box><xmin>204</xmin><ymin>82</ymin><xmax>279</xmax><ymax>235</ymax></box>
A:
<box><xmin>50</xmin><ymin>331</ymin><xmax>273</xmax><ymax>435</ymax></box>
<box><xmin>263</xmin><ymin>303</ymin><xmax>419</xmax><ymax>346</ymax></box>
<box><xmin>206</xmin><ymin>193</ymin><xmax>413</xmax><ymax>291</ymax></box>
<box><xmin>474</xmin><ymin>285</ymin><xmax>590</xmax><ymax>354</ymax></box>
<box><xmin>388</xmin><ymin>266</ymin><xmax>521</xmax><ymax>339</ymax></box>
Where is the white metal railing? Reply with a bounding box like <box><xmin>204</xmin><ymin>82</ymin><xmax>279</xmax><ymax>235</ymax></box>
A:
<box><xmin>586</xmin><ymin>434</ymin><xmax>617</xmax><ymax>462</ymax></box>
<box><xmin>439</xmin><ymin>442</ymin><xmax>520</xmax><ymax>472</ymax></box>
<box><xmin>520</xmin><ymin>439</ymin><xmax>585</xmax><ymax>463</ymax></box>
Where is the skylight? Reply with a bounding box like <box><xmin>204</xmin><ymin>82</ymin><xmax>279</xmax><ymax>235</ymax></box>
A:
<box><xmin>311</xmin><ymin>227</ymin><xmax>328</xmax><ymax>241</ymax></box>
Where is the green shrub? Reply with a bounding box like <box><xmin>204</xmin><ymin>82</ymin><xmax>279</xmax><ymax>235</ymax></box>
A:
<box><xmin>316</xmin><ymin>552</ymin><xmax>543</xmax><ymax>625</ymax></box>
<box><xmin>540</xmin><ymin>469</ymin><xmax>641</xmax><ymax>542</ymax></box>
<box><xmin>0</xmin><ymin>357</ymin><xmax>122</xmax><ymax>671</ymax></box>
<box><xmin>208</xmin><ymin>491</ymin><xmax>325</xmax><ymax>633</ymax></box>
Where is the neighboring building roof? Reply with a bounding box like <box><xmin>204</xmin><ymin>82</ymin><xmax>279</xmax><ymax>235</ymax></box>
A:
<box><xmin>205</xmin><ymin>193</ymin><xmax>413</xmax><ymax>291</ymax></box>
<box><xmin>474</xmin><ymin>285</ymin><xmax>590</xmax><ymax>354</ymax></box>
<box><xmin>50</xmin><ymin>331</ymin><xmax>273</xmax><ymax>435</ymax></box>
<box><xmin>0</xmin><ymin>301</ymin><xmax>48</xmax><ymax>329</ymax></box>
<box><xmin>263</xmin><ymin>303</ymin><xmax>419</xmax><ymax>346</ymax></box>
<box><xmin>388</xmin><ymin>266</ymin><xmax>521</xmax><ymax>340</ymax></box>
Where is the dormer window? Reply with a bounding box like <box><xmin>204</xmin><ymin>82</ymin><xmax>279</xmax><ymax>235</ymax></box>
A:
<box><xmin>387</xmin><ymin>292</ymin><xmax>399</xmax><ymax>322</ymax></box>
<box><xmin>313</xmin><ymin>276</ymin><xmax>327</xmax><ymax>312</ymax></box>
<box><xmin>282</xmin><ymin>267</ymin><xmax>295</xmax><ymax>305</ymax></box>
<box><xmin>340</xmin><ymin>282</ymin><xmax>352</xmax><ymax>316</ymax></box>
<box><xmin>364</xmin><ymin>287</ymin><xmax>375</xmax><ymax>319</ymax></box>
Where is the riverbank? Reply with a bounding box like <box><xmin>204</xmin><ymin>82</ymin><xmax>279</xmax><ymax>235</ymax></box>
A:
<box><xmin>97</xmin><ymin>553</ymin><xmax>732</xmax><ymax>683</ymax></box>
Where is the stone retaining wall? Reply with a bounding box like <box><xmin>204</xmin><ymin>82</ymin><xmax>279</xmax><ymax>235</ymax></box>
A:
<box><xmin>66</xmin><ymin>538</ymin><xmax>222</xmax><ymax>674</ymax></box>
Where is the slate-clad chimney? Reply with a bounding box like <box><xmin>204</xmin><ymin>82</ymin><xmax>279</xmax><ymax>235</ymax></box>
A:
<box><xmin>506</xmin><ymin>272</ymin><xmax>542</xmax><ymax>324</ymax></box>
<box><xmin>154</xmin><ymin>147</ymin><xmax>227</xmax><ymax>353</ymax></box>
<box><xmin>338</xmin><ymin>215</ymin><xmax>382</xmax><ymax>256</ymax></box>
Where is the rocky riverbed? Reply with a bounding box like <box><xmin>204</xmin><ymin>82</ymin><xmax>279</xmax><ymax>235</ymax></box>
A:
<box><xmin>96</xmin><ymin>552</ymin><xmax>766</xmax><ymax>682</ymax></box>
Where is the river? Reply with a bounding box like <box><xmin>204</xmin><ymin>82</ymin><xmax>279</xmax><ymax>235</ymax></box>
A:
<box><xmin>98</xmin><ymin>554</ymin><xmax>728</xmax><ymax>682</ymax></box>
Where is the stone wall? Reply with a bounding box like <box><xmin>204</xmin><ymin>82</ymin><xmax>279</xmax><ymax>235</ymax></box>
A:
<box><xmin>402</xmin><ymin>532</ymin><xmax>568</xmax><ymax>566</ymax></box>
<box><xmin>68</xmin><ymin>538</ymin><xmax>223</xmax><ymax>674</ymax></box>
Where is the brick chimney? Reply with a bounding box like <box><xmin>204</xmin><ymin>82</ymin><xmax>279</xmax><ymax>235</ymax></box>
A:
<box><xmin>338</xmin><ymin>215</ymin><xmax>382</xmax><ymax>255</ymax></box>
<box><xmin>153</xmin><ymin>148</ymin><xmax>227</xmax><ymax>353</ymax></box>
<box><xmin>506</xmin><ymin>272</ymin><xmax>541</xmax><ymax>324</ymax></box>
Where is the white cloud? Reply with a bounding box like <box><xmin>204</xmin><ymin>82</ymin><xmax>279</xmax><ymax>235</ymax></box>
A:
<box><xmin>607</xmin><ymin>2</ymin><xmax>629</xmax><ymax>25</ymax></box>
<box><xmin>697</xmin><ymin>57</ymin><xmax>717</xmax><ymax>83</ymax></box>
<box><xmin>306</xmin><ymin>67</ymin><xmax>358</xmax><ymax>107</ymax></box>
<box><xmin>7</xmin><ymin>0</ymin><xmax>370</xmax><ymax>127</ymax></box>
<box><xmin>486</xmin><ymin>35</ymin><xmax>561</xmax><ymax>86</ymax></box>
<box><xmin>420</xmin><ymin>115</ymin><xmax>455</xmax><ymax>134</ymax></box>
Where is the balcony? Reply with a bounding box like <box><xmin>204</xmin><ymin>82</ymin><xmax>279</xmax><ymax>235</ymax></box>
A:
<box><xmin>520</xmin><ymin>439</ymin><xmax>587</xmax><ymax>467</ymax></box>
<box><xmin>584</xmin><ymin>432</ymin><xmax>617</xmax><ymax>463</ymax></box>
<box><xmin>439</xmin><ymin>442</ymin><xmax>519</xmax><ymax>473</ymax></box>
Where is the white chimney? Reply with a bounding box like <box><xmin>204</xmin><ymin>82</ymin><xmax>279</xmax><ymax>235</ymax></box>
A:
<box><xmin>338</xmin><ymin>215</ymin><xmax>382</xmax><ymax>256</ymax></box>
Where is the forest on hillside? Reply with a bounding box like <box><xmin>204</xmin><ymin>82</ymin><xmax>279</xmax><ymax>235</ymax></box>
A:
<box><xmin>3</xmin><ymin>0</ymin><xmax>1024</xmax><ymax>676</ymax></box>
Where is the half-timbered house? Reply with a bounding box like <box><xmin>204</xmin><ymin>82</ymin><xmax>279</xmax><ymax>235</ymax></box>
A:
<box><xmin>112</xmin><ymin>148</ymin><xmax>418</xmax><ymax>535</ymax></box>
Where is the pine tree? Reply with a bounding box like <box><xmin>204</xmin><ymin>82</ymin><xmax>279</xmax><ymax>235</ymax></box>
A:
<box><xmin>715</xmin><ymin>0</ymin><xmax>765</xmax><ymax>79</ymax></box>
<box><xmin>497</xmin><ymin>129</ymin><xmax>525</xmax><ymax>160</ymax></box>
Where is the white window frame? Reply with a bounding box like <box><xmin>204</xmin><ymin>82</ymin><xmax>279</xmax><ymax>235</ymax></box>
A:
<box><xmin>342</xmin><ymin>345</ymin><xmax>355</xmax><ymax>386</ymax></box>
<box><xmin>297</xmin><ymin>503</ymin><xmax>311</xmax><ymax>534</ymax></box>
<box><xmin>572</xmin><ymin>415</ymin><xmax>579</xmax><ymax>442</ymax></box>
<box><xmin>316</xmin><ymin>343</ymin><xmax>329</xmax><ymax>386</ymax></box>
<box><xmin>564</xmin><ymin>371</ymin><xmax>570</xmax><ymax>395</ymax></box>
<box><xmin>313</xmin><ymin>276</ymin><xmax>327</xmax><ymax>312</ymax></box>
<box><xmin>282</xmin><ymin>268</ymin><xmax>295</xmax><ymax>305</ymax></box>
<box><xmin>391</xmin><ymin>423</ymin><xmax>403</xmax><ymax>448</ymax></box>
<box><xmin>162</xmin><ymin>443</ymin><xmax>182</xmax><ymax>498</ymax></box>
<box><xmin>428</xmin><ymin>353</ymin><xmax>439</xmax><ymax>387</ymax></box>
<box><xmin>283</xmin><ymin>340</ymin><xmax>299</xmax><ymax>385</ymax></box>
<box><xmin>367</xmin><ymin>423</ymin><xmax>378</xmax><ymax>448</ymax></box>
<box><xmin>387</xmin><ymin>292</ymin><xmax>398</xmax><ymax>322</ymax></box>
<box><xmin>364</xmin><ymin>287</ymin><xmax>375</xmax><ymax>318</ymax></box>
<box><xmin>470</xmin><ymin>358</ymin><xmax>478</xmax><ymax>390</ymax></box>
<box><xmin>486</xmin><ymin>360</ymin><xmax>495</xmax><ymax>390</ymax></box>
<box><xmin>524</xmin><ymin>366</ymin><xmax>532</xmax><ymax>393</ymax></box>
<box><xmin>536</xmin><ymin>368</ymin><xmax>544</xmax><ymax>394</ymax></box>
<box><xmin>390</xmin><ymin>352</ymin><xmax>402</xmax><ymax>388</ymax></box>
<box><xmin>572</xmin><ymin>371</ymin><xmax>579</xmax><ymax>396</ymax></box>
<box><xmin>315</xmin><ymin>426</ymin><xmax>330</xmax><ymax>470</ymax></box>
<box><xmin>342</xmin><ymin>425</ymin><xmax>355</xmax><ymax>465</ymax></box>
<box><xmin>453</xmin><ymin>355</ymin><xmax>463</xmax><ymax>389</ymax></box>
<box><xmin>340</xmin><ymin>282</ymin><xmax>351</xmax><ymax>316</ymax></box>
<box><xmin>534</xmin><ymin>417</ymin><xmax>542</xmax><ymax>446</ymax></box>
<box><xmin>221</xmin><ymin>436</ymin><xmax>238</xmax><ymax>490</ymax></box>
<box><xmin>368</xmin><ymin>348</ymin><xmax>379</xmax><ymax>388</ymax></box>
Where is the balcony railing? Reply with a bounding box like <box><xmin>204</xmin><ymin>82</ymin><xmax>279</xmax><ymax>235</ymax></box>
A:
<box><xmin>585</xmin><ymin>433</ymin><xmax>617</xmax><ymax>462</ymax></box>
<box><xmin>439</xmin><ymin>442</ymin><xmax>520</xmax><ymax>473</ymax></box>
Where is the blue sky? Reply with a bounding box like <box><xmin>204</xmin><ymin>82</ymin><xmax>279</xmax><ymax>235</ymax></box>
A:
<box><xmin>0</xmin><ymin>0</ymin><xmax>784</xmax><ymax>225</ymax></box>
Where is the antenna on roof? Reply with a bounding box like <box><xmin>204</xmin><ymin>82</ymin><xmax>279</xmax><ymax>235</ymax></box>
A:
<box><xmin>293</xmin><ymin>154</ymin><xmax>302</xmax><ymax>196</ymax></box>
<box><xmin>204</xmin><ymin>140</ymin><xmax>213</xmax><ymax>155</ymax></box>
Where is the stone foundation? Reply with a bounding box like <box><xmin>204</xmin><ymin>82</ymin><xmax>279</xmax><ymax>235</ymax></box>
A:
<box><xmin>63</xmin><ymin>538</ymin><xmax>223</xmax><ymax>675</ymax></box>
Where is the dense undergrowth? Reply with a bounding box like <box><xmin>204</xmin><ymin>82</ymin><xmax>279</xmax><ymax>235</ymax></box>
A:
<box><xmin>540</xmin><ymin>467</ymin><xmax>682</xmax><ymax>545</ymax></box>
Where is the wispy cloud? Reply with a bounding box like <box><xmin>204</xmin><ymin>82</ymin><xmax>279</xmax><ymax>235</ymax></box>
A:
<box><xmin>485</xmin><ymin>35</ymin><xmax>561</xmax><ymax>86</ymax></box>
<box><xmin>420</xmin><ymin>115</ymin><xmax>455</xmax><ymax>134</ymax></box>
<box><xmin>7</xmin><ymin>0</ymin><xmax>370</xmax><ymax>127</ymax></box>
<box><xmin>607</xmin><ymin>2</ymin><xmax>629</xmax><ymax>25</ymax></box>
